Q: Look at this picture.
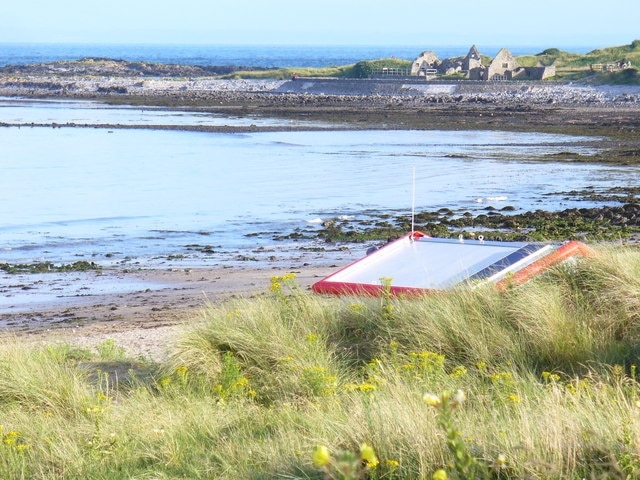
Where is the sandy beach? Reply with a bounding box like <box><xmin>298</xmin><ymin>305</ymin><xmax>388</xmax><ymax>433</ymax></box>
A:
<box><xmin>0</xmin><ymin>263</ymin><xmax>339</xmax><ymax>361</ymax></box>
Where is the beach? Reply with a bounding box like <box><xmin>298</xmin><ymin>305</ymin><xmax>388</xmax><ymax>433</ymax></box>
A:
<box><xmin>1</xmin><ymin>263</ymin><xmax>336</xmax><ymax>361</ymax></box>
<box><xmin>2</xmin><ymin>63</ymin><xmax>640</xmax><ymax>360</ymax></box>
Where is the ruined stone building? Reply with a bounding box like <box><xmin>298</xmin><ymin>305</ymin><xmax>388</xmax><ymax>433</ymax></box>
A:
<box><xmin>411</xmin><ymin>45</ymin><xmax>556</xmax><ymax>81</ymax></box>
<box><xmin>464</xmin><ymin>45</ymin><xmax>484</xmax><ymax>78</ymax></box>
<box><xmin>410</xmin><ymin>51</ymin><xmax>440</xmax><ymax>76</ymax></box>
<box><xmin>487</xmin><ymin>48</ymin><xmax>519</xmax><ymax>80</ymax></box>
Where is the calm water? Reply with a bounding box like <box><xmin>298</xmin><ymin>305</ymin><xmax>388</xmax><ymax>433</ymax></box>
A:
<box><xmin>2</xmin><ymin>99</ymin><xmax>639</xmax><ymax>271</ymax></box>
<box><xmin>0</xmin><ymin>43</ymin><xmax>595</xmax><ymax>68</ymax></box>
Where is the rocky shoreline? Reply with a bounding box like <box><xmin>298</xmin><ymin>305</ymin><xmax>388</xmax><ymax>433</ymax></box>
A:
<box><xmin>3</xmin><ymin>68</ymin><xmax>640</xmax><ymax>160</ymax></box>
<box><xmin>3</xmin><ymin>60</ymin><xmax>640</xmax><ymax>358</ymax></box>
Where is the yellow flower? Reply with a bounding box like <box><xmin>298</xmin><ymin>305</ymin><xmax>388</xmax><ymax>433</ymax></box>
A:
<box><xmin>281</xmin><ymin>272</ymin><xmax>297</xmax><ymax>282</ymax></box>
<box><xmin>432</xmin><ymin>468</ymin><xmax>448</xmax><ymax>480</ymax></box>
<box><xmin>449</xmin><ymin>365</ymin><xmax>468</xmax><ymax>378</ymax></box>
<box><xmin>423</xmin><ymin>392</ymin><xmax>441</xmax><ymax>407</ymax></box>
<box><xmin>358</xmin><ymin>383</ymin><xmax>377</xmax><ymax>393</ymax></box>
<box><xmin>234</xmin><ymin>377</ymin><xmax>249</xmax><ymax>388</ymax></box>
<box><xmin>3</xmin><ymin>431</ymin><xmax>19</xmax><ymax>446</ymax></box>
<box><xmin>508</xmin><ymin>394</ymin><xmax>522</xmax><ymax>404</ymax></box>
<box><xmin>542</xmin><ymin>371</ymin><xmax>560</xmax><ymax>382</ymax></box>
<box><xmin>312</xmin><ymin>445</ymin><xmax>331</xmax><ymax>467</ymax></box>
<box><xmin>386</xmin><ymin>459</ymin><xmax>400</xmax><ymax>468</ymax></box>
<box><xmin>360</xmin><ymin>443</ymin><xmax>379</xmax><ymax>467</ymax></box>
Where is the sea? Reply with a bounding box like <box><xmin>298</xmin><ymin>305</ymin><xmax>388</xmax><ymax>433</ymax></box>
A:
<box><xmin>0</xmin><ymin>43</ymin><xmax>636</xmax><ymax>310</ymax></box>
<box><xmin>0</xmin><ymin>42</ymin><xmax>596</xmax><ymax>68</ymax></box>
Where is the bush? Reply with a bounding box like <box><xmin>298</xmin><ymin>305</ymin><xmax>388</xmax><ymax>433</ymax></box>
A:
<box><xmin>351</xmin><ymin>61</ymin><xmax>374</xmax><ymax>78</ymax></box>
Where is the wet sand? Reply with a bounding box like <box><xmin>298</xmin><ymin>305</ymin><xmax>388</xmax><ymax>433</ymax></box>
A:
<box><xmin>0</xmin><ymin>264</ymin><xmax>337</xmax><ymax>360</ymax></box>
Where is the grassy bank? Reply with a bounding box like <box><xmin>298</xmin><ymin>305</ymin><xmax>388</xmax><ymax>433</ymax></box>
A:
<box><xmin>225</xmin><ymin>40</ymin><xmax>640</xmax><ymax>84</ymax></box>
<box><xmin>3</xmin><ymin>245</ymin><xmax>640</xmax><ymax>479</ymax></box>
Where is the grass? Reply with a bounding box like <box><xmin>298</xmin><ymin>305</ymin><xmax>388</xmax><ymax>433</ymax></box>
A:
<box><xmin>214</xmin><ymin>40</ymin><xmax>640</xmax><ymax>85</ymax></box>
<box><xmin>3</xmin><ymin>247</ymin><xmax>640</xmax><ymax>478</ymax></box>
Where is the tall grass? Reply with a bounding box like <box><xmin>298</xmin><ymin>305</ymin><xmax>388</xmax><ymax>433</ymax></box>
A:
<box><xmin>2</xmin><ymin>247</ymin><xmax>640</xmax><ymax>478</ymax></box>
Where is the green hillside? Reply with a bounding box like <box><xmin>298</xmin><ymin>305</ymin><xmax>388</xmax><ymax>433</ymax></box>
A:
<box><xmin>228</xmin><ymin>40</ymin><xmax>640</xmax><ymax>84</ymax></box>
<box><xmin>525</xmin><ymin>40</ymin><xmax>640</xmax><ymax>83</ymax></box>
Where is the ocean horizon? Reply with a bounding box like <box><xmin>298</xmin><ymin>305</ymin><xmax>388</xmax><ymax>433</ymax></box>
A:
<box><xmin>0</xmin><ymin>42</ymin><xmax>598</xmax><ymax>68</ymax></box>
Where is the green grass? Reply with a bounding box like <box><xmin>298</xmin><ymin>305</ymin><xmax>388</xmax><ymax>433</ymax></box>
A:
<box><xmin>221</xmin><ymin>40</ymin><xmax>640</xmax><ymax>85</ymax></box>
<box><xmin>3</xmin><ymin>247</ymin><xmax>640</xmax><ymax>478</ymax></box>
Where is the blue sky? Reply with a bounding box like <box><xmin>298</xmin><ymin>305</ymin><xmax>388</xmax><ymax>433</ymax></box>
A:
<box><xmin>2</xmin><ymin>0</ymin><xmax>638</xmax><ymax>48</ymax></box>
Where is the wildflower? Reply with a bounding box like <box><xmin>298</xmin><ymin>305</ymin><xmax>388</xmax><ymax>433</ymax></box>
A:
<box><xmin>386</xmin><ymin>459</ymin><xmax>400</xmax><ymax>468</ymax></box>
<box><xmin>432</xmin><ymin>469</ymin><xmax>448</xmax><ymax>480</ymax></box>
<box><xmin>489</xmin><ymin>371</ymin><xmax>513</xmax><ymax>385</ymax></box>
<box><xmin>305</xmin><ymin>333</ymin><xmax>318</xmax><ymax>342</ymax></box>
<box><xmin>358</xmin><ymin>383</ymin><xmax>377</xmax><ymax>393</ymax></box>
<box><xmin>234</xmin><ymin>377</ymin><xmax>249</xmax><ymax>388</ymax></box>
<box><xmin>3</xmin><ymin>431</ymin><xmax>19</xmax><ymax>446</ymax></box>
<box><xmin>349</xmin><ymin>303</ymin><xmax>363</xmax><ymax>312</ymax></box>
<box><xmin>313</xmin><ymin>445</ymin><xmax>331</xmax><ymax>467</ymax></box>
<box><xmin>451</xmin><ymin>389</ymin><xmax>466</xmax><ymax>408</ymax></box>
<box><xmin>281</xmin><ymin>272</ymin><xmax>297</xmax><ymax>282</ymax></box>
<box><xmin>360</xmin><ymin>443</ymin><xmax>379</xmax><ymax>467</ymax></box>
<box><xmin>367</xmin><ymin>358</ymin><xmax>382</xmax><ymax>369</ymax></box>
<box><xmin>495</xmin><ymin>453</ymin><xmax>507</xmax><ymax>469</ymax></box>
<box><xmin>96</xmin><ymin>391</ymin><xmax>109</xmax><ymax>401</ymax></box>
<box><xmin>449</xmin><ymin>365</ymin><xmax>468</xmax><ymax>378</ymax></box>
<box><xmin>423</xmin><ymin>392</ymin><xmax>441</xmax><ymax>407</ymax></box>
<box><xmin>508</xmin><ymin>394</ymin><xmax>522</xmax><ymax>404</ymax></box>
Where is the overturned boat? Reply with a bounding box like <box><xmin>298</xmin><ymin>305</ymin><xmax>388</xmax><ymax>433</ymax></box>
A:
<box><xmin>312</xmin><ymin>231</ymin><xmax>591</xmax><ymax>296</ymax></box>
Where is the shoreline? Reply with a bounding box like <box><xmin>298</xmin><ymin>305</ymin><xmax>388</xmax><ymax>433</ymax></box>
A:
<box><xmin>2</xmin><ymin>71</ymin><xmax>640</xmax><ymax>358</ymax></box>
<box><xmin>0</xmin><ymin>263</ymin><xmax>338</xmax><ymax>360</ymax></box>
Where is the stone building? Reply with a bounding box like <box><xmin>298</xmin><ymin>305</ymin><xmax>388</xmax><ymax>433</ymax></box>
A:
<box><xmin>411</xmin><ymin>51</ymin><xmax>440</xmax><ymax>76</ymax></box>
<box><xmin>411</xmin><ymin>45</ymin><xmax>556</xmax><ymax>81</ymax></box>
<box><xmin>487</xmin><ymin>48</ymin><xmax>519</xmax><ymax>80</ymax></box>
<box><xmin>464</xmin><ymin>45</ymin><xmax>485</xmax><ymax>79</ymax></box>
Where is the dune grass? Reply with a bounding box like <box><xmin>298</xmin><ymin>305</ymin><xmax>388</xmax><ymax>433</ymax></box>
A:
<box><xmin>2</xmin><ymin>246</ymin><xmax>640</xmax><ymax>478</ymax></box>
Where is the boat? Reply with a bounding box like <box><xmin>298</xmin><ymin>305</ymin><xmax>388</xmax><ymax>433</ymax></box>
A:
<box><xmin>312</xmin><ymin>231</ymin><xmax>592</xmax><ymax>296</ymax></box>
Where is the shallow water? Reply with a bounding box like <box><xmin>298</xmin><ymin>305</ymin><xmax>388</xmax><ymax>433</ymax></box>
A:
<box><xmin>0</xmin><ymin>97</ymin><xmax>324</xmax><ymax>128</ymax></box>
<box><xmin>1</xmin><ymin>100</ymin><xmax>639</xmax><ymax>271</ymax></box>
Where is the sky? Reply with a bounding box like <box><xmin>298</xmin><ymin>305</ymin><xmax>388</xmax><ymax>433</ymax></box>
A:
<box><xmin>2</xmin><ymin>0</ymin><xmax>638</xmax><ymax>49</ymax></box>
